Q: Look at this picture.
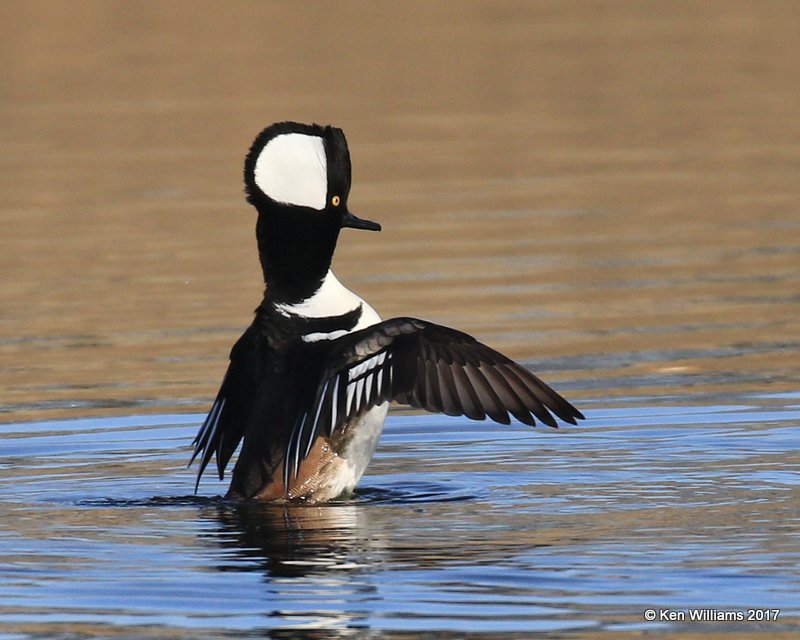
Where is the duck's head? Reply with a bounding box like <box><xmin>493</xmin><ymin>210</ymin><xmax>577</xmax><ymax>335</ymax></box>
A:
<box><xmin>244</xmin><ymin>122</ymin><xmax>380</xmax><ymax>301</ymax></box>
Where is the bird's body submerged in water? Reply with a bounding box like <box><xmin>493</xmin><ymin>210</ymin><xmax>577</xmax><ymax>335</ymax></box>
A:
<box><xmin>190</xmin><ymin>121</ymin><xmax>584</xmax><ymax>502</ymax></box>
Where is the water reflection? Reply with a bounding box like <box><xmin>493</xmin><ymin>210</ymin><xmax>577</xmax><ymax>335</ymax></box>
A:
<box><xmin>200</xmin><ymin>500</ymin><xmax>384</xmax><ymax>633</ymax></box>
<box><xmin>209</xmin><ymin>500</ymin><xmax>382</xmax><ymax>578</ymax></box>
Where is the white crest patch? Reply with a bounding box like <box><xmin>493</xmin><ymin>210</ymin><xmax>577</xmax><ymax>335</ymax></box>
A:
<box><xmin>253</xmin><ymin>133</ymin><xmax>327</xmax><ymax>210</ymax></box>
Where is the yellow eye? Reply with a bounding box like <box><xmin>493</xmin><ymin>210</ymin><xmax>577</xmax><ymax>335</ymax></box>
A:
<box><xmin>331</xmin><ymin>195</ymin><xmax>341</xmax><ymax>207</ymax></box>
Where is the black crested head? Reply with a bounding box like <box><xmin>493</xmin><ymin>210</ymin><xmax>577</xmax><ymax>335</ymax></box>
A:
<box><xmin>242</xmin><ymin>122</ymin><xmax>380</xmax><ymax>303</ymax></box>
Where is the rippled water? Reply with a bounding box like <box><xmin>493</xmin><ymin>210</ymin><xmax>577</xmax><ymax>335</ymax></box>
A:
<box><xmin>2</xmin><ymin>1</ymin><xmax>800</xmax><ymax>638</ymax></box>
<box><xmin>2</xmin><ymin>396</ymin><xmax>799</xmax><ymax>638</ymax></box>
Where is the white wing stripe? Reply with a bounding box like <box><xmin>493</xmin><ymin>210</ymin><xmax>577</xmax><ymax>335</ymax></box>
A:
<box><xmin>330</xmin><ymin>375</ymin><xmax>340</xmax><ymax>433</ymax></box>
<box><xmin>346</xmin><ymin>381</ymin><xmax>356</xmax><ymax>415</ymax></box>
<box><xmin>302</xmin><ymin>329</ymin><xmax>350</xmax><ymax>343</ymax></box>
<box><xmin>348</xmin><ymin>360</ymin><xmax>363</xmax><ymax>380</ymax></box>
<box><xmin>348</xmin><ymin>350</ymin><xmax>388</xmax><ymax>381</ymax></box>
<box><xmin>204</xmin><ymin>398</ymin><xmax>225</xmax><ymax>450</ymax></box>
<box><xmin>364</xmin><ymin>373</ymin><xmax>373</xmax><ymax>404</ymax></box>
<box><xmin>305</xmin><ymin>380</ymin><xmax>329</xmax><ymax>458</ymax></box>
<box><xmin>354</xmin><ymin>378</ymin><xmax>365</xmax><ymax>412</ymax></box>
<box><xmin>195</xmin><ymin>396</ymin><xmax>225</xmax><ymax>465</ymax></box>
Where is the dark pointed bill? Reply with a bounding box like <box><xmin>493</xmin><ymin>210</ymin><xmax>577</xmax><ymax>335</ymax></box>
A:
<box><xmin>342</xmin><ymin>210</ymin><xmax>381</xmax><ymax>231</ymax></box>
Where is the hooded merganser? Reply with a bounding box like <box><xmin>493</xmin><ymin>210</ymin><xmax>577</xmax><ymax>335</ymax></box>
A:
<box><xmin>190</xmin><ymin>121</ymin><xmax>584</xmax><ymax>502</ymax></box>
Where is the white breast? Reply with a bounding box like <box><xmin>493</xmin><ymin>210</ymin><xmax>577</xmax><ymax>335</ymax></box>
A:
<box><xmin>277</xmin><ymin>269</ymin><xmax>382</xmax><ymax>336</ymax></box>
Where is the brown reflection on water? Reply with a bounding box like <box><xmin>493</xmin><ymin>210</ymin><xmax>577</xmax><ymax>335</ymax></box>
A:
<box><xmin>1</xmin><ymin>2</ymin><xmax>798</xmax><ymax>422</ymax></box>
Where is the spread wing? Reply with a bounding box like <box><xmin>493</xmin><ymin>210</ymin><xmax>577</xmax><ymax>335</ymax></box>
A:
<box><xmin>284</xmin><ymin>317</ymin><xmax>584</xmax><ymax>484</ymax></box>
<box><xmin>190</xmin><ymin>325</ymin><xmax>263</xmax><ymax>492</ymax></box>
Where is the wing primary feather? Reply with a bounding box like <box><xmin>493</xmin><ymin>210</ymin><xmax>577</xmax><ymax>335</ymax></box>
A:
<box><xmin>214</xmin><ymin>404</ymin><xmax>228</xmax><ymax>464</ymax></box>
<box><xmin>435</xmin><ymin>361</ymin><xmax>462</xmax><ymax>415</ymax></box>
<box><xmin>415</xmin><ymin>350</ymin><xmax>429</xmax><ymax>408</ymax></box>
<box><xmin>498</xmin><ymin>364</ymin><xmax>558</xmax><ymax>427</ymax></box>
<box><xmin>190</xmin><ymin>397</ymin><xmax>221</xmax><ymax>461</ymax></box>
<box><xmin>216</xmin><ymin>421</ymin><xmax>242</xmax><ymax>480</ymax></box>
<box><xmin>479</xmin><ymin>363</ymin><xmax>537</xmax><ymax>426</ymax></box>
<box><xmin>449</xmin><ymin>365</ymin><xmax>487</xmax><ymax>420</ymax></box>
<box><xmin>193</xmin><ymin>397</ymin><xmax>225</xmax><ymax>492</ymax></box>
<box><xmin>425</xmin><ymin>358</ymin><xmax>443</xmax><ymax>412</ymax></box>
<box><xmin>463</xmin><ymin>365</ymin><xmax>511</xmax><ymax>424</ymax></box>
<box><xmin>507</xmin><ymin>363</ymin><xmax>582</xmax><ymax>424</ymax></box>
<box><xmin>199</xmin><ymin>399</ymin><xmax>224</xmax><ymax>466</ymax></box>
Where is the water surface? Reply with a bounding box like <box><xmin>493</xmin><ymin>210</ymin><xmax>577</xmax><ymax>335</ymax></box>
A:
<box><xmin>2</xmin><ymin>396</ymin><xmax>799</xmax><ymax>638</ymax></box>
